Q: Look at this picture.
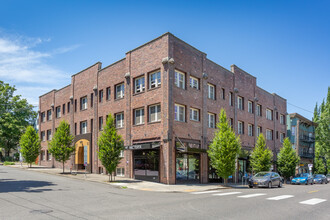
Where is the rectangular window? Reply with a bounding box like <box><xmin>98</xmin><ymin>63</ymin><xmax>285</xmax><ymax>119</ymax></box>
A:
<box><xmin>80</xmin><ymin>96</ymin><xmax>88</xmax><ymax>110</ymax></box>
<box><xmin>208</xmin><ymin>83</ymin><xmax>215</xmax><ymax>100</ymax></box>
<box><xmin>62</xmin><ymin>104</ymin><xmax>65</xmax><ymax>115</ymax></box>
<box><xmin>41</xmin><ymin>151</ymin><xmax>45</xmax><ymax>161</ymax></box>
<box><xmin>80</xmin><ymin>121</ymin><xmax>87</xmax><ymax>134</ymax></box>
<box><xmin>237</xmin><ymin>96</ymin><xmax>244</xmax><ymax>110</ymax></box>
<box><xmin>276</xmin><ymin>112</ymin><xmax>279</xmax><ymax>120</ymax></box>
<box><xmin>221</xmin><ymin>88</ymin><xmax>225</xmax><ymax>100</ymax></box>
<box><xmin>257</xmin><ymin>104</ymin><xmax>262</xmax><ymax>116</ymax></box>
<box><xmin>90</xmin><ymin>93</ymin><xmax>94</xmax><ymax>108</ymax></box>
<box><xmin>99</xmin><ymin>116</ymin><xmax>103</xmax><ymax>131</ymax></box>
<box><xmin>229</xmin><ymin>92</ymin><xmax>233</xmax><ymax>106</ymax></box>
<box><xmin>292</xmin><ymin>126</ymin><xmax>296</xmax><ymax>135</ymax></box>
<box><xmin>134</xmin><ymin>108</ymin><xmax>145</xmax><ymax>125</ymax></box>
<box><xmin>115</xmin><ymin>83</ymin><xmax>125</xmax><ymax>99</ymax></box>
<box><xmin>149</xmin><ymin>104</ymin><xmax>161</xmax><ymax>122</ymax></box>
<box><xmin>266</xmin><ymin>129</ymin><xmax>273</xmax><ymax>140</ymax></box>
<box><xmin>175</xmin><ymin>104</ymin><xmax>185</xmax><ymax>122</ymax></box>
<box><xmin>56</xmin><ymin>106</ymin><xmax>61</xmax><ymax>118</ymax></box>
<box><xmin>74</xmin><ymin>99</ymin><xmax>77</xmax><ymax>112</ymax></box>
<box><xmin>248</xmin><ymin>101</ymin><xmax>253</xmax><ymax>113</ymax></box>
<box><xmin>41</xmin><ymin>131</ymin><xmax>45</xmax><ymax>141</ymax></box>
<box><xmin>238</xmin><ymin>121</ymin><xmax>244</xmax><ymax>134</ymax></box>
<box><xmin>280</xmin><ymin>114</ymin><xmax>285</xmax><ymax>125</ymax></box>
<box><xmin>91</xmin><ymin>119</ymin><xmax>93</xmax><ymax>133</ymax></box>
<box><xmin>276</xmin><ymin>131</ymin><xmax>279</xmax><ymax>139</ymax></box>
<box><xmin>67</xmin><ymin>102</ymin><xmax>70</xmax><ymax>113</ymax></box>
<box><xmin>47</xmin><ymin>151</ymin><xmax>52</xmax><ymax>161</ymax></box>
<box><xmin>41</xmin><ymin>112</ymin><xmax>45</xmax><ymax>122</ymax></box>
<box><xmin>174</xmin><ymin>70</ymin><xmax>185</xmax><ymax>89</ymax></box>
<box><xmin>116</xmin><ymin>167</ymin><xmax>125</xmax><ymax>177</ymax></box>
<box><xmin>47</xmin><ymin>129</ymin><xmax>52</xmax><ymax>140</ymax></box>
<box><xmin>229</xmin><ymin>118</ymin><xmax>234</xmax><ymax>129</ymax></box>
<box><xmin>266</xmin><ymin>109</ymin><xmax>273</xmax><ymax>120</ymax></box>
<box><xmin>106</xmin><ymin>87</ymin><xmax>111</xmax><ymax>100</ymax></box>
<box><xmin>99</xmin><ymin>90</ymin><xmax>103</xmax><ymax>103</ymax></box>
<box><xmin>149</xmin><ymin>71</ymin><xmax>161</xmax><ymax>89</ymax></box>
<box><xmin>189</xmin><ymin>108</ymin><xmax>199</xmax><ymax>121</ymax></box>
<box><xmin>257</xmin><ymin>126</ymin><xmax>262</xmax><ymax>137</ymax></box>
<box><xmin>119</xmin><ymin>150</ymin><xmax>124</xmax><ymax>158</ymax></box>
<box><xmin>134</xmin><ymin>76</ymin><xmax>145</xmax><ymax>93</ymax></box>
<box><xmin>190</xmin><ymin>76</ymin><xmax>199</xmax><ymax>90</ymax></box>
<box><xmin>115</xmin><ymin>113</ymin><xmax>124</xmax><ymax>128</ymax></box>
<box><xmin>208</xmin><ymin>113</ymin><xmax>215</xmax><ymax>128</ymax></box>
<box><xmin>74</xmin><ymin>123</ymin><xmax>77</xmax><ymax>135</ymax></box>
<box><xmin>47</xmin><ymin>110</ymin><xmax>52</xmax><ymax>121</ymax></box>
<box><xmin>248</xmin><ymin>124</ymin><xmax>253</xmax><ymax>136</ymax></box>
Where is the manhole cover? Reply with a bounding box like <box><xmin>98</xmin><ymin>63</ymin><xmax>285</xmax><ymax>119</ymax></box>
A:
<box><xmin>30</xmin><ymin>209</ymin><xmax>53</xmax><ymax>214</ymax></box>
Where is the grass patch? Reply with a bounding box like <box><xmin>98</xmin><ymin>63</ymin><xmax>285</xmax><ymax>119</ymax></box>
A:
<box><xmin>121</xmin><ymin>186</ymin><xmax>128</xmax><ymax>189</ymax></box>
<box><xmin>4</xmin><ymin>161</ymin><xmax>15</xmax><ymax>165</ymax></box>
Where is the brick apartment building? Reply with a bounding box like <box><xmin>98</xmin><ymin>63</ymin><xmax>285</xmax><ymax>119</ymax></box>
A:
<box><xmin>38</xmin><ymin>32</ymin><xmax>287</xmax><ymax>184</ymax></box>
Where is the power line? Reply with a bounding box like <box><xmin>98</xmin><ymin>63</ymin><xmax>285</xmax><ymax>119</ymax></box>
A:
<box><xmin>287</xmin><ymin>102</ymin><xmax>314</xmax><ymax>114</ymax></box>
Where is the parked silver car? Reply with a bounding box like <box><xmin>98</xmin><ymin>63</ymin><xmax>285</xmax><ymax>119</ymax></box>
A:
<box><xmin>248</xmin><ymin>172</ymin><xmax>282</xmax><ymax>188</ymax></box>
<box><xmin>313</xmin><ymin>174</ymin><xmax>328</xmax><ymax>184</ymax></box>
<box><xmin>326</xmin><ymin>174</ymin><xmax>330</xmax><ymax>182</ymax></box>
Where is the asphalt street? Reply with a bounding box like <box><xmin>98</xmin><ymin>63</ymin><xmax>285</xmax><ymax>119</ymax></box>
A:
<box><xmin>1</xmin><ymin>166</ymin><xmax>329</xmax><ymax>220</ymax></box>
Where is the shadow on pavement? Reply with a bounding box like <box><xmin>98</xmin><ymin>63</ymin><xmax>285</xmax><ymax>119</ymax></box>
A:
<box><xmin>0</xmin><ymin>179</ymin><xmax>55</xmax><ymax>193</ymax></box>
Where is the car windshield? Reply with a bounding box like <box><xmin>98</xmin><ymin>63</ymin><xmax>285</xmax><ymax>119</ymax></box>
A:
<box><xmin>300</xmin><ymin>173</ymin><xmax>309</xmax><ymax>177</ymax></box>
<box><xmin>255</xmin><ymin>172</ymin><xmax>271</xmax><ymax>177</ymax></box>
<box><xmin>327</xmin><ymin>174</ymin><xmax>330</xmax><ymax>177</ymax></box>
<box><xmin>313</xmin><ymin>174</ymin><xmax>323</xmax><ymax>178</ymax></box>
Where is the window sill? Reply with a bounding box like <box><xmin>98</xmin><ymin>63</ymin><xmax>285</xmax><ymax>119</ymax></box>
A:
<box><xmin>148</xmin><ymin>120</ymin><xmax>161</xmax><ymax>125</ymax></box>
<box><xmin>80</xmin><ymin>108</ymin><xmax>87</xmax><ymax>112</ymax></box>
<box><xmin>133</xmin><ymin>123</ymin><xmax>145</xmax><ymax>127</ymax></box>
<box><xmin>133</xmin><ymin>91</ymin><xmax>145</xmax><ymax>96</ymax></box>
<box><xmin>116</xmin><ymin>127</ymin><xmax>124</xmax><ymax>130</ymax></box>
<box><xmin>147</xmin><ymin>86</ymin><xmax>161</xmax><ymax>92</ymax></box>
<box><xmin>115</xmin><ymin>97</ymin><xmax>124</xmax><ymax>101</ymax></box>
<box><xmin>190</xmin><ymin>119</ymin><xmax>200</xmax><ymax>123</ymax></box>
<box><xmin>175</xmin><ymin>120</ymin><xmax>186</xmax><ymax>123</ymax></box>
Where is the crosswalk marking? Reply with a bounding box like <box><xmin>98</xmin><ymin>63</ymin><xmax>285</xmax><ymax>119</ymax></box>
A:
<box><xmin>267</xmin><ymin>195</ymin><xmax>294</xmax><ymax>200</ymax></box>
<box><xmin>237</xmin><ymin>193</ymin><xmax>266</xmax><ymax>198</ymax></box>
<box><xmin>299</xmin><ymin>198</ymin><xmax>327</xmax><ymax>205</ymax></box>
<box><xmin>191</xmin><ymin>190</ymin><xmax>223</xmax><ymax>195</ymax></box>
<box><xmin>213</xmin><ymin>192</ymin><xmax>242</xmax><ymax>196</ymax></box>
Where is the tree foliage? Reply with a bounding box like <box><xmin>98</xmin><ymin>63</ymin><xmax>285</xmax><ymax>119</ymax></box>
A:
<box><xmin>0</xmin><ymin>81</ymin><xmax>36</xmax><ymax>157</ymax></box>
<box><xmin>98</xmin><ymin>114</ymin><xmax>124</xmax><ymax>182</ymax></box>
<box><xmin>313</xmin><ymin>87</ymin><xmax>330</xmax><ymax>173</ymax></box>
<box><xmin>48</xmin><ymin>120</ymin><xmax>74</xmax><ymax>173</ymax></box>
<box><xmin>277</xmin><ymin>138</ymin><xmax>299</xmax><ymax>179</ymax></box>
<box><xmin>208</xmin><ymin>109</ymin><xmax>241</xmax><ymax>184</ymax></box>
<box><xmin>19</xmin><ymin>126</ymin><xmax>41</xmax><ymax>167</ymax></box>
<box><xmin>250</xmin><ymin>134</ymin><xmax>273</xmax><ymax>173</ymax></box>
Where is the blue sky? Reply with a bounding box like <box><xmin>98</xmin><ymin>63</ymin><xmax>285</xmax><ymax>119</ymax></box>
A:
<box><xmin>0</xmin><ymin>0</ymin><xmax>329</xmax><ymax>120</ymax></box>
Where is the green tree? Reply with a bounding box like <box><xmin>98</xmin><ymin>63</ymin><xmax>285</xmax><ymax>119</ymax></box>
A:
<box><xmin>314</xmin><ymin>142</ymin><xmax>326</xmax><ymax>174</ymax></box>
<box><xmin>277</xmin><ymin>138</ymin><xmax>299</xmax><ymax>180</ymax></box>
<box><xmin>98</xmin><ymin>114</ymin><xmax>124</xmax><ymax>182</ymax></box>
<box><xmin>250</xmin><ymin>134</ymin><xmax>273</xmax><ymax>173</ymax></box>
<box><xmin>208</xmin><ymin>109</ymin><xmax>241</xmax><ymax>185</ymax></box>
<box><xmin>0</xmin><ymin>81</ymin><xmax>36</xmax><ymax>157</ymax></box>
<box><xmin>48</xmin><ymin>120</ymin><xmax>75</xmax><ymax>174</ymax></box>
<box><xmin>19</xmin><ymin>126</ymin><xmax>41</xmax><ymax>167</ymax></box>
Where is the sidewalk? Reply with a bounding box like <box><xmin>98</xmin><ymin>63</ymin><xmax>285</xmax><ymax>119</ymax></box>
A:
<box><xmin>6</xmin><ymin>164</ymin><xmax>239</xmax><ymax>192</ymax></box>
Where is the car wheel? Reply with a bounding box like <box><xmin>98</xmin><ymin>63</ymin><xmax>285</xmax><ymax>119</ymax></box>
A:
<box><xmin>268</xmin><ymin>182</ymin><xmax>272</xmax><ymax>188</ymax></box>
<box><xmin>278</xmin><ymin>181</ymin><xmax>282</xmax><ymax>188</ymax></box>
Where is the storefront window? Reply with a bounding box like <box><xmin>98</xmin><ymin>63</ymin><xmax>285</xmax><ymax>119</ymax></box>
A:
<box><xmin>176</xmin><ymin>152</ymin><xmax>200</xmax><ymax>182</ymax></box>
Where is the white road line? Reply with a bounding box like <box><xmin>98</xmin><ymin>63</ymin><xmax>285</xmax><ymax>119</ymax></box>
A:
<box><xmin>191</xmin><ymin>190</ymin><xmax>223</xmax><ymax>194</ymax></box>
<box><xmin>267</xmin><ymin>195</ymin><xmax>294</xmax><ymax>200</ymax></box>
<box><xmin>237</xmin><ymin>193</ymin><xmax>266</xmax><ymax>198</ymax></box>
<box><xmin>213</xmin><ymin>192</ymin><xmax>242</xmax><ymax>196</ymax></box>
<box><xmin>299</xmin><ymin>198</ymin><xmax>327</xmax><ymax>205</ymax></box>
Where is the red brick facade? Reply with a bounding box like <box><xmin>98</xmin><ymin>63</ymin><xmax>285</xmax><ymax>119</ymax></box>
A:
<box><xmin>39</xmin><ymin>33</ymin><xmax>287</xmax><ymax>184</ymax></box>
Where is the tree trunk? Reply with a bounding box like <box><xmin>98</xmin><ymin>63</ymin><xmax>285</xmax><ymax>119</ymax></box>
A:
<box><xmin>109</xmin><ymin>174</ymin><xmax>110</xmax><ymax>182</ymax></box>
<box><xmin>224</xmin><ymin>178</ymin><xmax>228</xmax><ymax>186</ymax></box>
<box><xmin>30</xmin><ymin>163</ymin><xmax>32</xmax><ymax>168</ymax></box>
<box><xmin>63</xmin><ymin>161</ymin><xmax>65</xmax><ymax>174</ymax></box>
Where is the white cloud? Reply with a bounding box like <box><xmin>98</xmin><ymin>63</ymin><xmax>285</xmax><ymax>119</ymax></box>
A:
<box><xmin>0</xmin><ymin>33</ymin><xmax>79</xmax><ymax>107</ymax></box>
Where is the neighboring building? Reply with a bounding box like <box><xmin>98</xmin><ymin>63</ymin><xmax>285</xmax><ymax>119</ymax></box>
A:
<box><xmin>287</xmin><ymin>113</ymin><xmax>316</xmax><ymax>174</ymax></box>
<box><xmin>39</xmin><ymin>32</ymin><xmax>287</xmax><ymax>184</ymax></box>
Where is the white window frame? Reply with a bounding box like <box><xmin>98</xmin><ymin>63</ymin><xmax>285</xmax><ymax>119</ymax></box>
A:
<box><xmin>149</xmin><ymin>71</ymin><xmax>161</xmax><ymax>89</ymax></box>
<box><xmin>266</xmin><ymin>129</ymin><xmax>273</xmax><ymax>140</ymax></box>
<box><xmin>280</xmin><ymin>133</ymin><xmax>284</xmax><ymax>143</ymax></box>
<box><xmin>119</xmin><ymin>150</ymin><xmax>124</xmax><ymax>158</ymax></box>
<box><xmin>47</xmin><ymin>130</ymin><xmax>52</xmax><ymax>140</ymax></box>
<box><xmin>208</xmin><ymin>113</ymin><xmax>215</xmax><ymax>128</ymax></box>
<box><xmin>237</xmin><ymin>96</ymin><xmax>243</xmax><ymax>110</ymax></box>
<box><xmin>229</xmin><ymin>92</ymin><xmax>233</xmax><ymax>106</ymax></box>
<box><xmin>189</xmin><ymin>108</ymin><xmax>199</xmax><ymax>121</ymax></box>
<box><xmin>208</xmin><ymin>83</ymin><xmax>215</xmax><ymax>100</ymax></box>
<box><xmin>266</xmin><ymin>109</ymin><xmax>273</xmax><ymax>120</ymax></box>
<box><xmin>175</xmin><ymin>104</ymin><xmax>185</xmax><ymax>122</ymax></box>
<box><xmin>116</xmin><ymin>83</ymin><xmax>125</xmax><ymax>99</ymax></box>
<box><xmin>190</xmin><ymin>76</ymin><xmax>199</xmax><ymax>90</ymax></box>
<box><xmin>280</xmin><ymin>114</ymin><xmax>284</xmax><ymax>124</ymax></box>
<box><xmin>257</xmin><ymin>126</ymin><xmax>261</xmax><ymax>137</ymax></box>
<box><xmin>41</xmin><ymin>112</ymin><xmax>45</xmax><ymax>122</ymax></box>
<box><xmin>248</xmin><ymin>101</ymin><xmax>253</xmax><ymax>113</ymax></box>
<box><xmin>48</xmin><ymin>151</ymin><xmax>52</xmax><ymax>161</ymax></box>
<box><xmin>134</xmin><ymin>76</ymin><xmax>145</xmax><ymax>93</ymax></box>
<box><xmin>115</xmin><ymin>112</ymin><xmax>124</xmax><ymax>128</ymax></box>
<box><xmin>248</xmin><ymin>124</ymin><xmax>253</xmax><ymax>136</ymax></box>
<box><xmin>134</xmin><ymin>108</ymin><xmax>145</xmax><ymax>125</ymax></box>
<box><xmin>257</xmin><ymin>104</ymin><xmax>262</xmax><ymax>116</ymax></box>
<box><xmin>47</xmin><ymin>110</ymin><xmax>52</xmax><ymax>121</ymax></box>
<box><xmin>149</xmin><ymin>104</ymin><xmax>161</xmax><ymax>122</ymax></box>
<box><xmin>41</xmin><ymin>131</ymin><xmax>45</xmax><ymax>141</ymax></box>
<box><xmin>116</xmin><ymin>167</ymin><xmax>125</xmax><ymax>177</ymax></box>
<box><xmin>80</xmin><ymin>121</ymin><xmax>87</xmax><ymax>134</ymax></box>
<box><xmin>175</xmin><ymin>70</ymin><xmax>185</xmax><ymax>89</ymax></box>
<box><xmin>56</xmin><ymin>106</ymin><xmax>61</xmax><ymax>118</ymax></box>
<box><xmin>238</xmin><ymin>121</ymin><xmax>243</xmax><ymax>134</ymax></box>
<box><xmin>81</xmin><ymin>96</ymin><xmax>88</xmax><ymax>110</ymax></box>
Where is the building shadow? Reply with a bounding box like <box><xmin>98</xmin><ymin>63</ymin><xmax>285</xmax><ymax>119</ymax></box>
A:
<box><xmin>0</xmin><ymin>179</ymin><xmax>55</xmax><ymax>193</ymax></box>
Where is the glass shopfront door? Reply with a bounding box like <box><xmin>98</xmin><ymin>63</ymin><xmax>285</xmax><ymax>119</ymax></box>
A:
<box><xmin>134</xmin><ymin>149</ymin><xmax>159</xmax><ymax>182</ymax></box>
<box><xmin>176</xmin><ymin>153</ymin><xmax>200</xmax><ymax>183</ymax></box>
